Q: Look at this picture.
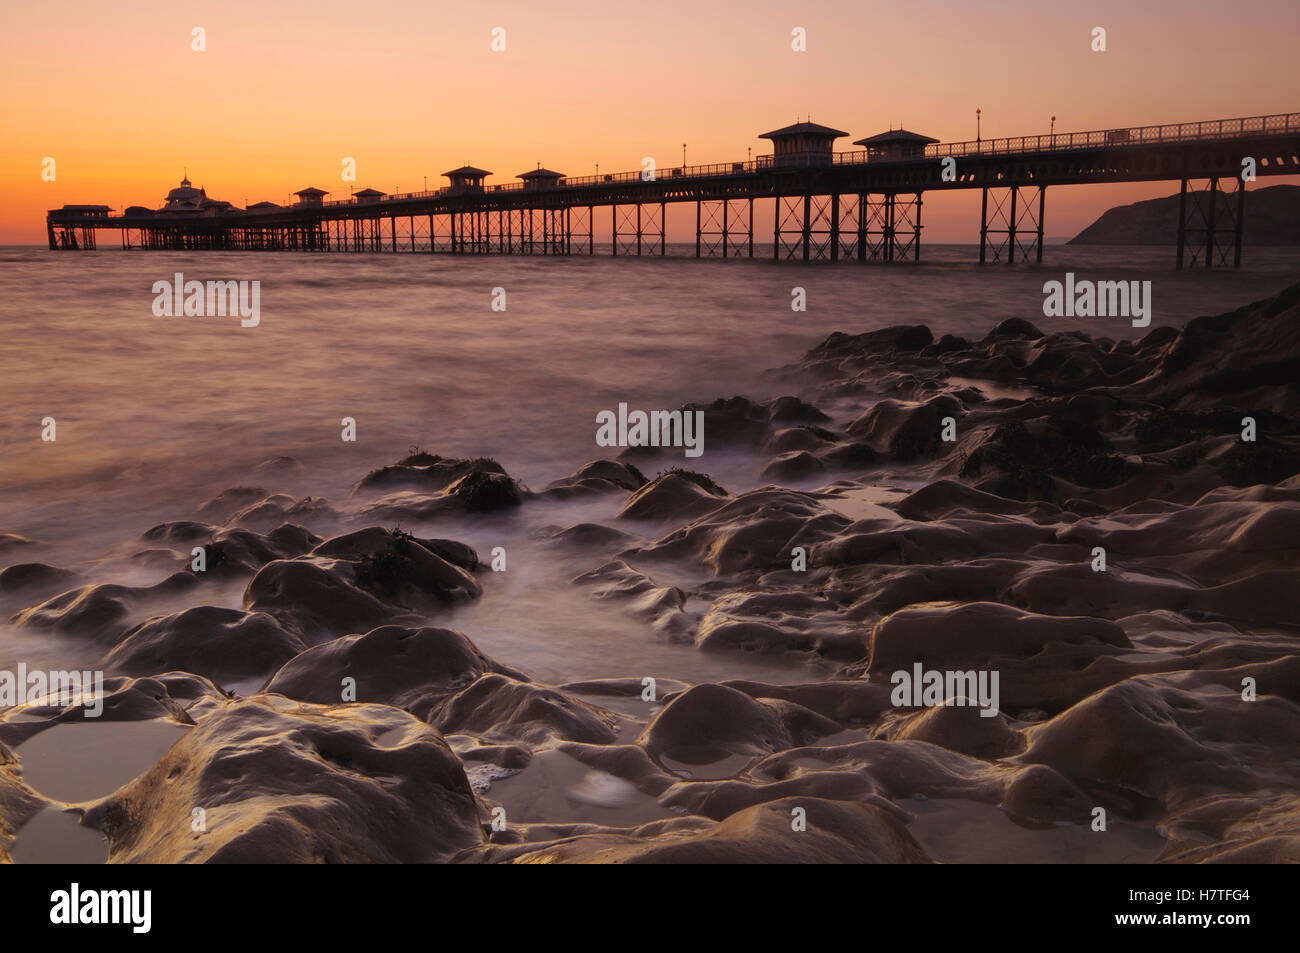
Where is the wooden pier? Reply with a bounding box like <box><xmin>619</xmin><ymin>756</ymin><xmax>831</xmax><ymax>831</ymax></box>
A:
<box><xmin>47</xmin><ymin>112</ymin><xmax>1300</xmax><ymax>269</ymax></box>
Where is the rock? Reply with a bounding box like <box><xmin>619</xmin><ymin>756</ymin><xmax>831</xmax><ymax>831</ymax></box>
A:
<box><xmin>0</xmin><ymin>563</ymin><xmax>79</xmax><ymax>604</ymax></box>
<box><xmin>760</xmin><ymin>450</ymin><xmax>825</xmax><ymax>481</ymax></box>
<box><xmin>617</xmin><ymin>470</ymin><xmax>729</xmax><ymax>523</ymax></box>
<box><xmin>12</xmin><ymin>574</ymin><xmax>198</xmax><ymax>644</ymax></box>
<box><xmin>474</xmin><ymin>797</ymin><xmax>932</xmax><ymax>864</ymax></box>
<box><xmin>86</xmin><ymin>696</ymin><xmax>482</xmax><ymax>862</ymax></box>
<box><xmin>640</xmin><ymin>684</ymin><xmax>795</xmax><ymax>764</ymax></box>
<box><xmin>543</xmin><ymin>460</ymin><xmax>647</xmax><ymax>498</ymax></box>
<box><xmin>266</xmin><ymin>625</ymin><xmax>516</xmax><ymax>715</ymax></box>
<box><xmin>105</xmin><ymin>607</ymin><xmax>306</xmax><ymax>682</ymax></box>
<box><xmin>428</xmin><ymin>674</ymin><xmax>618</xmax><ymax>746</ymax></box>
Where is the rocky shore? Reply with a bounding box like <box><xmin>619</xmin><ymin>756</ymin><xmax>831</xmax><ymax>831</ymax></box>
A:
<box><xmin>2</xmin><ymin>280</ymin><xmax>1298</xmax><ymax>864</ymax></box>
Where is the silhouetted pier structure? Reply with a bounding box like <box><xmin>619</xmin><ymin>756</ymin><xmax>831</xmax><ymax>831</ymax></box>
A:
<box><xmin>47</xmin><ymin>112</ymin><xmax>1300</xmax><ymax>269</ymax></box>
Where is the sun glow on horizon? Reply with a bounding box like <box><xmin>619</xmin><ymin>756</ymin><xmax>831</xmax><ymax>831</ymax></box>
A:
<box><xmin>4</xmin><ymin>0</ymin><xmax>1299</xmax><ymax>243</ymax></box>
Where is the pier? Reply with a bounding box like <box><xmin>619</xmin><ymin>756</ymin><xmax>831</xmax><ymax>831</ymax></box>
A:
<box><xmin>47</xmin><ymin>112</ymin><xmax>1300</xmax><ymax>269</ymax></box>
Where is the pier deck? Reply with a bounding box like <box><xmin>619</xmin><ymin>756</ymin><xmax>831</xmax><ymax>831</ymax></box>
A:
<box><xmin>47</xmin><ymin>112</ymin><xmax>1300</xmax><ymax>268</ymax></box>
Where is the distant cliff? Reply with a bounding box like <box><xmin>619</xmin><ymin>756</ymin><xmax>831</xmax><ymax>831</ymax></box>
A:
<box><xmin>1069</xmin><ymin>184</ymin><xmax>1300</xmax><ymax>245</ymax></box>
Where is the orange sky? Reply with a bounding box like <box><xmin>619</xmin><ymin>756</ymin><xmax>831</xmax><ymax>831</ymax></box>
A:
<box><xmin>3</xmin><ymin>0</ymin><xmax>1298</xmax><ymax>243</ymax></box>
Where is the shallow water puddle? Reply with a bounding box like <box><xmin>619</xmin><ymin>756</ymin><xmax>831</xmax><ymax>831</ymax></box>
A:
<box><xmin>946</xmin><ymin>376</ymin><xmax>1041</xmax><ymax>402</ymax></box>
<box><xmin>10</xmin><ymin>806</ymin><xmax>108</xmax><ymax>864</ymax></box>
<box><xmin>905</xmin><ymin>797</ymin><xmax>1165</xmax><ymax>863</ymax></box>
<box><xmin>659</xmin><ymin>751</ymin><xmax>756</xmax><ymax>781</ymax></box>
<box><xmin>374</xmin><ymin>727</ymin><xmax>409</xmax><ymax>747</ymax></box>
<box><xmin>488</xmin><ymin>748</ymin><xmax>677</xmax><ymax>826</ymax></box>
<box><xmin>15</xmin><ymin>720</ymin><xmax>191</xmax><ymax>803</ymax></box>
<box><xmin>816</xmin><ymin>485</ymin><xmax>908</xmax><ymax>522</ymax></box>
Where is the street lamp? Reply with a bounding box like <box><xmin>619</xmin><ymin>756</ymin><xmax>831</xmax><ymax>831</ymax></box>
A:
<box><xmin>976</xmin><ymin>108</ymin><xmax>982</xmax><ymax>148</ymax></box>
<box><xmin>1050</xmin><ymin>115</ymin><xmax>1056</xmax><ymax>148</ymax></box>
<box><xmin>682</xmin><ymin>143</ymin><xmax>687</xmax><ymax>168</ymax></box>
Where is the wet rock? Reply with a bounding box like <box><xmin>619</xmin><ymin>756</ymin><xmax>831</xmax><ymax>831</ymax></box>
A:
<box><xmin>0</xmin><ymin>563</ymin><xmax>79</xmax><ymax>605</ymax></box>
<box><xmin>241</xmin><ymin>528</ymin><xmax>480</xmax><ymax>639</ymax></box>
<box><xmin>617</xmin><ymin>469</ymin><xmax>729</xmax><ymax>523</ymax></box>
<box><xmin>760</xmin><ymin>450</ymin><xmax>825</xmax><ymax>481</ymax></box>
<box><xmin>985</xmin><ymin>318</ymin><xmax>1043</xmax><ymax>341</ymax></box>
<box><xmin>1018</xmin><ymin>676</ymin><xmax>1300</xmax><ymax>808</ymax></box>
<box><xmin>956</xmin><ymin>419</ymin><xmax>1135</xmax><ymax>500</ymax></box>
<box><xmin>226</xmin><ymin>494</ymin><xmax>337</xmax><ymax>532</ymax></box>
<box><xmin>848</xmin><ymin>394</ymin><xmax>964</xmax><ymax>461</ymax></box>
<box><xmin>680</xmin><ymin>396</ymin><xmax>772</xmax><ymax>448</ymax></box>
<box><xmin>573</xmin><ymin>560</ymin><xmax>691</xmax><ymax>638</ymax></box>
<box><xmin>475</xmin><ymin>796</ymin><xmax>931</xmax><ymax>864</ymax></box>
<box><xmin>543</xmin><ymin>460</ymin><xmax>647</xmax><ymax>498</ymax></box>
<box><xmin>12</xmin><ymin>574</ymin><xmax>199</xmax><ymax>644</ymax></box>
<box><xmin>640</xmin><ymin>684</ymin><xmax>804</xmax><ymax>764</ymax></box>
<box><xmin>357</xmin><ymin>458</ymin><xmax>525</xmax><ymax>520</ymax></box>
<box><xmin>631</xmin><ymin>487</ymin><xmax>849</xmax><ymax>576</ymax></box>
<box><xmin>1143</xmin><ymin>281</ymin><xmax>1300</xmax><ymax>407</ymax></box>
<box><xmin>0</xmin><ymin>742</ymin><xmax>45</xmax><ymax>862</ymax></box>
<box><xmin>541</xmin><ymin>522</ymin><xmax>640</xmax><ymax>551</ymax></box>
<box><xmin>765</xmin><ymin>395</ymin><xmax>831</xmax><ymax>423</ymax></box>
<box><xmin>141</xmin><ymin>520</ymin><xmax>215</xmax><ymax>544</ymax></box>
<box><xmin>106</xmin><ymin>607</ymin><xmax>306</xmax><ymax>682</ymax></box>
<box><xmin>762</xmin><ymin>426</ymin><xmax>840</xmax><ymax>455</ymax></box>
<box><xmin>195</xmin><ymin>487</ymin><xmax>269</xmax><ymax>524</ymax></box>
<box><xmin>86</xmin><ymin>695</ymin><xmax>482</xmax><ymax>862</ymax></box>
<box><xmin>809</xmin><ymin>325</ymin><xmax>934</xmax><ymax>360</ymax></box>
<box><xmin>867</xmin><ymin>601</ymin><xmax>1131</xmax><ymax>674</ymax></box>
<box><xmin>892</xmin><ymin>704</ymin><xmax>1024</xmax><ymax>759</ymax></box>
<box><xmin>355</xmin><ymin>454</ymin><xmax>506</xmax><ymax>493</ymax></box>
<box><xmin>428</xmin><ymin>674</ymin><xmax>618</xmax><ymax>746</ymax></box>
<box><xmin>187</xmin><ymin>524</ymin><xmax>323</xmax><ymax>579</ymax></box>
<box><xmin>266</xmin><ymin>625</ymin><xmax>518</xmax><ymax>715</ymax></box>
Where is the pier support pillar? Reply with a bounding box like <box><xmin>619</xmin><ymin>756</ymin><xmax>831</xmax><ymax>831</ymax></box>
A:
<box><xmin>802</xmin><ymin>194</ymin><xmax>812</xmax><ymax>262</ymax></box>
<box><xmin>830</xmin><ymin>193</ymin><xmax>840</xmax><ymax>262</ymax></box>
<box><xmin>748</xmin><ymin>198</ymin><xmax>754</xmax><ymax>258</ymax></box>
<box><xmin>979</xmin><ymin>185</ymin><xmax>1045</xmax><ymax>264</ymax></box>
<box><xmin>1036</xmin><ymin>188</ymin><xmax>1045</xmax><ymax>264</ymax></box>
<box><xmin>979</xmin><ymin>188</ymin><xmax>988</xmax><ymax>264</ymax></box>
<box><xmin>774</xmin><ymin>194</ymin><xmax>830</xmax><ymax>261</ymax></box>
<box><xmin>1234</xmin><ymin>179</ymin><xmax>1246</xmax><ymax>267</ymax></box>
<box><xmin>697</xmin><ymin>200</ymin><xmax>726</xmax><ymax>257</ymax></box>
<box><xmin>723</xmin><ymin>199</ymin><xmax>751</xmax><ymax>258</ymax></box>
<box><xmin>1175</xmin><ymin>177</ymin><xmax>1243</xmax><ymax>270</ymax></box>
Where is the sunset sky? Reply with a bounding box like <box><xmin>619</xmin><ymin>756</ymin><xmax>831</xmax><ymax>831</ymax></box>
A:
<box><xmin>3</xmin><ymin>0</ymin><xmax>1298</xmax><ymax>244</ymax></box>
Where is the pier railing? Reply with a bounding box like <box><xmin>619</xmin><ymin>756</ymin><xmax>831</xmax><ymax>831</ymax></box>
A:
<box><xmin>307</xmin><ymin>111</ymin><xmax>1300</xmax><ymax>210</ymax></box>
<box><xmin>56</xmin><ymin>110</ymin><xmax>1300</xmax><ymax>217</ymax></box>
<box><xmin>915</xmin><ymin>111</ymin><xmax>1300</xmax><ymax>161</ymax></box>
